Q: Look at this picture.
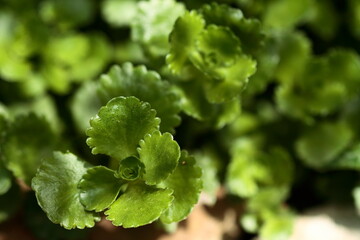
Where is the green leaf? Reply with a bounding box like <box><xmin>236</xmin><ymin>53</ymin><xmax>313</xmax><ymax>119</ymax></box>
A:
<box><xmin>25</xmin><ymin>195</ymin><xmax>88</xmax><ymax>240</ymax></box>
<box><xmin>101</xmin><ymin>0</ymin><xmax>138</xmax><ymax>27</ymax></box>
<box><xmin>226</xmin><ymin>138</ymin><xmax>268</xmax><ymax>197</ymax></box>
<box><xmin>105</xmin><ymin>183</ymin><xmax>173</xmax><ymax>227</ymax></box>
<box><xmin>115</xmin><ymin>156</ymin><xmax>144</xmax><ymax>181</ymax></box>
<box><xmin>296</xmin><ymin>121</ymin><xmax>353</xmax><ymax>168</ymax></box>
<box><xmin>131</xmin><ymin>0</ymin><xmax>185</xmax><ymax>56</ymax></box>
<box><xmin>86</xmin><ymin>96</ymin><xmax>160</xmax><ymax>161</ymax></box>
<box><xmin>0</xmin><ymin>164</ymin><xmax>12</xmax><ymax>195</ymax></box>
<box><xmin>204</xmin><ymin>54</ymin><xmax>256</xmax><ymax>103</ymax></box>
<box><xmin>2</xmin><ymin>114</ymin><xmax>56</xmax><ymax>185</ymax></box>
<box><xmin>138</xmin><ymin>131</ymin><xmax>180</xmax><ymax>185</ymax></box>
<box><xmin>167</xmin><ymin>11</ymin><xmax>205</xmax><ymax>74</ymax></box>
<box><xmin>263</xmin><ymin>0</ymin><xmax>314</xmax><ymax>30</ymax></box>
<box><xmin>32</xmin><ymin>152</ymin><xmax>100</xmax><ymax>229</ymax></box>
<box><xmin>39</xmin><ymin>0</ymin><xmax>95</xmax><ymax>28</ymax></box>
<box><xmin>194</xmin><ymin>149</ymin><xmax>221</xmax><ymax>205</ymax></box>
<box><xmin>199</xmin><ymin>3</ymin><xmax>264</xmax><ymax>55</ymax></box>
<box><xmin>160</xmin><ymin>151</ymin><xmax>202</xmax><ymax>223</ymax></box>
<box><xmin>328</xmin><ymin>143</ymin><xmax>360</xmax><ymax>170</ymax></box>
<box><xmin>192</xmin><ymin>25</ymin><xmax>242</xmax><ymax>71</ymax></box>
<box><xmin>78</xmin><ymin>166</ymin><xmax>124</xmax><ymax>212</ymax></box>
<box><xmin>97</xmin><ymin>63</ymin><xmax>181</xmax><ymax>133</ymax></box>
<box><xmin>70</xmin><ymin>81</ymin><xmax>102</xmax><ymax>134</ymax></box>
<box><xmin>275</xmin><ymin>31</ymin><xmax>311</xmax><ymax>83</ymax></box>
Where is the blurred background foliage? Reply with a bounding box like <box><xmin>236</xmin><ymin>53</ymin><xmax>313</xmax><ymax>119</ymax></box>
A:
<box><xmin>1</xmin><ymin>0</ymin><xmax>360</xmax><ymax>240</ymax></box>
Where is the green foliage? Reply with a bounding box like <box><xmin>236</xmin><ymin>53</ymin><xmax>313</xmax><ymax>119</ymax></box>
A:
<box><xmin>138</xmin><ymin>131</ymin><xmax>180</xmax><ymax>185</ymax></box>
<box><xmin>105</xmin><ymin>183</ymin><xmax>174</xmax><ymax>227</ymax></box>
<box><xmin>97</xmin><ymin>63</ymin><xmax>181</xmax><ymax>133</ymax></box>
<box><xmin>32</xmin><ymin>152</ymin><xmax>100</xmax><ymax>229</ymax></box>
<box><xmin>86</xmin><ymin>96</ymin><xmax>160</xmax><ymax>160</ymax></box>
<box><xmin>1</xmin><ymin>114</ymin><xmax>57</xmax><ymax>185</ymax></box>
<box><xmin>2</xmin><ymin>0</ymin><xmax>360</xmax><ymax>239</ymax></box>
<box><xmin>79</xmin><ymin>166</ymin><xmax>124</xmax><ymax>212</ymax></box>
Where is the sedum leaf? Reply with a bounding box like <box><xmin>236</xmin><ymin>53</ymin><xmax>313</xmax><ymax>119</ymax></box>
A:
<box><xmin>160</xmin><ymin>151</ymin><xmax>202</xmax><ymax>223</ymax></box>
<box><xmin>328</xmin><ymin>143</ymin><xmax>360</xmax><ymax>170</ymax></box>
<box><xmin>1</xmin><ymin>113</ymin><xmax>56</xmax><ymax>185</ymax></box>
<box><xmin>78</xmin><ymin>166</ymin><xmax>124</xmax><ymax>212</ymax></box>
<box><xmin>70</xmin><ymin>81</ymin><xmax>102</xmax><ymax>134</ymax></box>
<box><xmin>0</xmin><ymin>164</ymin><xmax>12</xmax><ymax>195</ymax></box>
<box><xmin>138</xmin><ymin>131</ymin><xmax>180</xmax><ymax>185</ymax></box>
<box><xmin>101</xmin><ymin>0</ymin><xmax>138</xmax><ymax>27</ymax></box>
<box><xmin>296</xmin><ymin>121</ymin><xmax>353</xmax><ymax>168</ymax></box>
<box><xmin>105</xmin><ymin>183</ymin><xmax>173</xmax><ymax>228</ymax></box>
<box><xmin>226</xmin><ymin>138</ymin><xmax>267</xmax><ymax>197</ymax></box>
<box><xmin>199</xmin><ymin>3</ymin><xmax>264</xmax><ymax>55</ymax></box>
<box><xmin>167</xmin><ymin>11</ymin><xmax>205</xmax><ymax>74</ymax></box>
<box><xmin>204</xmin><ymin>54</ymin><xmax>256</xmax><ymax>103</ymax></box>
<box><xmin>32</xmin><ymin>152</ymin><xmax>100</xmax><ymax>229</ymax></box>
<box><xmin>131</xmin><ymin>0</ymin><xmax>185</xmax><ymax>56</ymax></box>
<box><xmin>86</xmin><ymin>96</ymin><xmax>160</xmax><ymax>161</ymax></box>
<box><xmin>116</xmin><ymin>156</ymin><xmax>144</xmax><ymax>181</ymax></box>
<box><xmin>97</xmin><ymin>63</ymin><xmax>181</xmax><ymax>133</ymax></box>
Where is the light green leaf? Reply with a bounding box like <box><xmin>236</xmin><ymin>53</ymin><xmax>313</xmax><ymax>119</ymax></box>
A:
<box><xmin>101</xmin><ymin>0</ymin><xmax>138</xmax><ymax>27</ymax></box>
<box><xmin>191</xmin><ymin>25</ymin><xmax>242</xmax><ymax>73</ymax></box>
<box><xmin>32</xmin><ymin>152</ymin><xmax>100</xmax><ymax>229</ymax></box>
<box><xmin>296</xmin><ymin>121</ymin><xmax>353</xmax><ymax>168</ymax></box>
<box><xmin>86</xmin><ymin>96</ymin><xmax>160</xmax><ymax>161</ymax></box>
<box><xmin>78</xmin><ymin>166</ymin><xmax>124</xmax><ymax>212</ymax></box>
<box><xmin>199</xmin><ymin>3</ymin><xmax>264</xmax><ymax>55</ymax></box>
<box><xmin>194</xmin><ymin>149</ymin><xmax>221</xmax><ymax>205</ymax></box>
<box><xmin>0</xmin><ymin>164</ymin><xmax>12</xmax><ymax>195</ymax></box>
<box><xmin>70</xmin><ymin>81</ymin><xmax>102</xmax><ymax>134</ymax></box>
<box><xmin>204</xmin><ymin>54</ymin><xmax>256</xmax><ymax>103</ymax></box>
<box><xmin>131</xmin><ymin>0</ymin><xmax>185</xmax><ymax>56</ymax></box>
<box><xmin>275</xmin><ymin>31</ymin><xmax>311</xmax><ymax>83</ymax></box>
<box><xmin>328</xmin><ymin>143</ymin><xmax>360</xmax><ymax>170</ymax></box>
<box><xmin>97</xmin><ymin>63</ymin><xmax>181</xmax><ymax>133</ymax></box>
<box><xmin>2</xmin><ymin>114</ymin><xmax>56</xmax><ymax>185</ymax></box>
<box><xmin>160</xmin><ymin>151</ymin><xmax>202</xmax><ymax>223</ymax></box>
<box><xmin>167</xmin><ymin>11</ymin><xmax>205</xmax><ymax>74</ymax></box>
<box><xmin>115</xmin><ymin>156</ymin><xmax>144</xmax><ymax>181</ymax></box>
<box><xmin>138</xmin><ymin>131</ymin><xmax>180</xmax><ymax>185</ymax></box>
<box><xmin>226</xmin><ymin>138</ymin><xmax>268</xmax><ymax>197</ymax></box>
<box><xmin>105</xmin><ymin>183</ymin><xmax>173</xmax><ymax>227</ymax></box>
<box><xmin>263</xmin><ymin>0</ymin><xmax>314</xmax><ymax>30</ymax></box>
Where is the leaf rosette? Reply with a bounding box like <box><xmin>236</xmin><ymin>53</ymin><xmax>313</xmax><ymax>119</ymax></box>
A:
<box><xmin>33</xmin><ymin>96</ymin><xmax>202</xmax><ymax>229</ymax></box>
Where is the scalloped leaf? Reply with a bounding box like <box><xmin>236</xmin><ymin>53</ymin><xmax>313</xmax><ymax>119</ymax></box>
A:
<box><xmin>32</xmin><ymin>152</ymin><xmax>100</xmax><ymax>229</ymax></box>
<box><xmin>105</xmin><ymin>183</ymin><xmax>174</xmax><ymax>228</ymax></box>
<box><xmin>199</xmin><ymin>3</ymin><xmax>264</xmax><ymax>55</ymax></box>
<box><xmin>1</xmin><ymin>114</ymin><xmax>57</xmax><ymax>185</ymax></box>
<box><xmin>97</xmin><ymin>63</ymin><xmax>181</xmax><ymax>133</ymax></box>
<box><xmin>166</xmin><ymin>11</ymin><xmax>205</xmax><ymax>74</ymax></box>
<box><xmin>131</xmin><ymin>0</ymin><xmax>185</xmax><ymax>56</ymax></box>
<box><xmin>86</xmin><ymin>96</ymin><xmax>160</xmax><ymax>161</ymax></box>
<box><xmin>160</xmin><ymin>151</ymin><xmax>202</xmax><ymax>223</ymax></box>
<box><xmin>138</xmin><ymin>131</ymin><xmax>180</xmax><ymax>185</ymax></box>
<box><xmin>78</xmin><ymin>166</ymin><xmax>124</xmax><ymax>212</ymax></box>
<box><xmin>204</xmin><ymin>54</ymin><xmax>257</xmax><ymax>103</ymax></box>
<box><xmin>191</xmin><ymin>25</ymin><xmax>242</xmax><ymax>73</ymax></box>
